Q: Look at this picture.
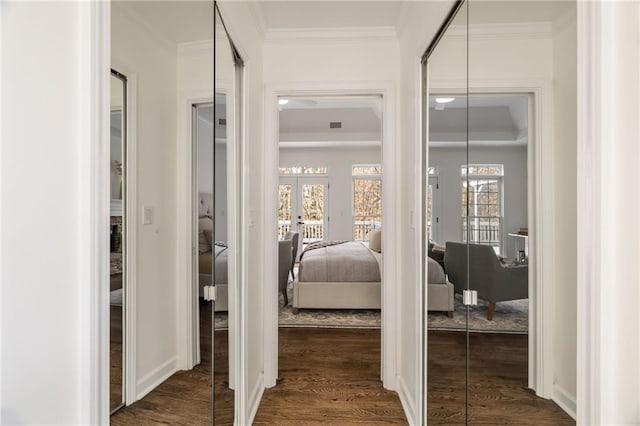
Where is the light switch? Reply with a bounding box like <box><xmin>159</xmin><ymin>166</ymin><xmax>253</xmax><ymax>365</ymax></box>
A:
<box><xmin>143</xmin><ymin>205</ymin><xmax>154</xmax><ymax>225</ymax></box>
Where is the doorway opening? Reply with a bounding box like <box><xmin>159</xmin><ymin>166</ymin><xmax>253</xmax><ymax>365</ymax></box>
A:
<box><xmin>263</xmin><ymin>85</ymin><xmax>398</xmax><ymax>393</ymax></box>
<box><xmin>269</xmin><ymin>95</ymin><xmax>389</xmax><ymax>408</ymax></box>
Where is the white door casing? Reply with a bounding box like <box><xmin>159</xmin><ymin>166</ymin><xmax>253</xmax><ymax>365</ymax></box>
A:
<box><xmin>264</xmin><ymin>81</ymin><xmax>398</xmax><ymax>392</ymax></box>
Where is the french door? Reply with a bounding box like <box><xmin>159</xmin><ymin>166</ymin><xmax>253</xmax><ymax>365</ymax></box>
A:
<box><xmin>279</xmin><ymin>176</ymin><xmax>329</xmax><ymax>256</ymax></box>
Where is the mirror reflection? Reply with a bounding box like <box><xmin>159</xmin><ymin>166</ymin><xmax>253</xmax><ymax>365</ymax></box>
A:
<box><xmin>110</xmin><ymin>71</ymin><xmax>126</xmax><ymax>414</ymax></box>
<box><xmin>109</xmin><ymin>1</ymin><xmax>240</xmax><ymax>424</ymax></box>
<box><xmin>424</xmin><ymin>0</ymin><xmax>468</xmax><ymax>420</ymax></box>
<box><xmin>425</xmin><ymin>0</ymin><xmax>576</xmax><ymax>423</ymax></box>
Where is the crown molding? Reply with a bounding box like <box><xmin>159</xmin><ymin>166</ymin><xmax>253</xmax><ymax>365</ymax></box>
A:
<box><xmin>447</xmin><ymin>22</ymin><xmax>553</xmax><ymax>41</ymax></box>
<box><xmin>177</xmin><ymin>39</ymin><xmax>213</xmax><ymax>56</ymax></box>
<box><xmin>264</xmin><ymin>26</ymin><xmax>398</xmax><ymax>43</ymax></box>
<box><xmin>279</xmin><ymin>140</ymin><xmax>381</xmax><ymax>149</ymax></box>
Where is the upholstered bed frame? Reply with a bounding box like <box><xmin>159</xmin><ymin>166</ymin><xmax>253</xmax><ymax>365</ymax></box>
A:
<box><xmin>292</xmin><ymin>245</ymin><xmax>454</xmax><ymax>316</ymax></box>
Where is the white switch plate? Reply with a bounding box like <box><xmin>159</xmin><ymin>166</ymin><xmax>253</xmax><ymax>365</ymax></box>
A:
<box><xmin>143</xmin><ymin>205</ymin><xmax>154</xmax><ymax>225</ymax></box>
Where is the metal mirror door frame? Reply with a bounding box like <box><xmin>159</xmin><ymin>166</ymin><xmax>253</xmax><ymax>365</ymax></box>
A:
<box><xmin>109</xmin><ymin>68</ymin><xmax>127</xmax><ymax>415</ymax></box>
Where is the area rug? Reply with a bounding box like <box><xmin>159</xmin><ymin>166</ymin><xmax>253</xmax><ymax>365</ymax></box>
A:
<box><xmin>428</xmin><ymin>294</ymin><xmax>528</xmax><ymax>334</ymax></box>
<box><xmin>213</xmin><ymin>290</ymin><xmax>527</xmax><ymax>333</ymax></box>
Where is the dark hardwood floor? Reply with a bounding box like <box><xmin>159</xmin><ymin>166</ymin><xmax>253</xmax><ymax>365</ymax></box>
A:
<box><xmin>111</xmin><ymin>301</ymin><xmax>234</xmax><ymax>425</ymax></box>
<box><xmin>254</xmin><ymin>328</ymin><xmax>407</xmax><ymax>425</ymax></box>
<box><xmin>110</xmin><ymin>316</ymin><xmax>574</xmax><ymax>425</ymax></box>
<box><xmin>110</xmin><ymin>305</ymin><xmax>123</xmax><ymax>412</ymax></box>
<box><xmin>428</xmin><ymin>331</ymin><xmax>575</xmax><ymax>424</ymax></box>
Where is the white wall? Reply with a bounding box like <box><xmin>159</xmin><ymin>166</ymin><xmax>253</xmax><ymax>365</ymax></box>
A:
<box><xmin>429</xmin><ymin>145</ymin><xmax>528</xmax><ymax>255</ymax></box>
<box><xmin>196</xmin><ymin>118</ymin><xmax>228</xmax><ymax>241</ymax></box>
<box><xmin>577</xmin><ymin>2</ymin><xmax>640</xmax><ymax>423</ymax></box>
<box><xmin>197</xmin><ymin>118</ymin><xmax>214</xmax><ymax>195</ymax></box>
<box><xmin>1</xmin><ymin>2</ymin><xmax>105</xmax><ymax>423</ymax></box>
<box><xmin>551</xmin><ymin>4</ymin><xmax>577</xmax><ymax>411</ymax></box>
<box><xmin>112</xmin><ymin>3</ymin><xmax>179</xmax><ymax>396</ymax></box>
<box><xmin>279</xmin><ymin>147</ymin><xmax>381</xmax><ymax>241</ymax></box>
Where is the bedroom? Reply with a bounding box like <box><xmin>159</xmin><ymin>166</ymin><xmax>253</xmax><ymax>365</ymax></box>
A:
<box><xmin>277</xmin><ymin>96</ymin><xmax>383</xmax><ymax>312</ymax></box>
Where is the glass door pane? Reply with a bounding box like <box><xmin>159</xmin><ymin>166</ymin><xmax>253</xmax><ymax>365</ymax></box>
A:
<box><xmin>299</xmin><ymin>179</ymin><xmax>328</xmax><ymax>244</ymax></box>
<box><xmin>278</xmin><ymin>181</ymin><xmax>294</xmax><ymax>240</ymax></box>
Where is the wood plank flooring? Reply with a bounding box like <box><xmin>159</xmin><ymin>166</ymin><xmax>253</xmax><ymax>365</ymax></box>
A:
<box><xmin>254</xmin><ymin>328</ymin><xmax>407</xmax><ymax>425</ymax></box>
<box><xmin>428</xmin><ymin>331</ymin><xmax>575</xmax><ymax>424</ymax></box>
<box><xmin>111</xmin><ymin>321</ymin><xmax>575</xmax><ymax>425</ymax></box>
<box><xmin>110</xmin><ymin>305</ymin><xmax>123</xmax><ymax>412</ymax></box>
<box><xmin>110</xmin><ymin>301</ymin><xmax>234</xmax><ymax>425</ymax></box>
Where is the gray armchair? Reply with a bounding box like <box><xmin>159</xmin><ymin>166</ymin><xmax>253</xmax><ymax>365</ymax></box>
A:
<box><xmin>284</xmin><ymin>231</ymin><xmax>299</xmax><ymax>280</ymax></box>
<box><xmin>278</xmin><ymin>240</ymin><xmax>293</xmax><ymax>306</ymax></box>
<box><xmin>444</xmin><ymin>242</ymin><xmax>528</xmax><ymax>320</ymax></box>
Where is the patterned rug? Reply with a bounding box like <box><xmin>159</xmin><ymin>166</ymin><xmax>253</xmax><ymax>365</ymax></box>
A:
<box><xmin>214</xmin><ymin>289</ymin><xmax>527</xmax><ymax>334</ymax></box>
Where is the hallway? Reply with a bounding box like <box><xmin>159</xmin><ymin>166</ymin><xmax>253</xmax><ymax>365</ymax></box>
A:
<box><xmin>254</xmin><ymin>328</ymin><xmax>407</xmax><ymax>424</ymax></box>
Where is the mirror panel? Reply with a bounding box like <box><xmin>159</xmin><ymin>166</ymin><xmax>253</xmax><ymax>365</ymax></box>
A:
<box><xmin>211</xmin><ymin>5</ymin><xmax>241</xmax><ymax>424</ymax></box>
<box><xmin>110</xmin><ymin>71</ymin><xmax>126</xmax><ymax>414</ymax></box>
<box><xmin>424</xmin><ymin>0</ymin><xmax>469</xmax><ymax>422</ymax></box>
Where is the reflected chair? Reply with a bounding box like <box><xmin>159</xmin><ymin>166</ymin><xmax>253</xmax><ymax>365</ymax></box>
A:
<box><xmin>284</xmin><ymin>231</ymin><xmax>299</xmax><ymax>280</ymax></box>
<box><xmin>278</xmin><ymin>239</ymin><xmax>293</xmax><ymax>306</ymax></box>
<box><xmin>444</xmin><ymin>241</ymin><xmax>528</xmax><ymax>320</ymax></box>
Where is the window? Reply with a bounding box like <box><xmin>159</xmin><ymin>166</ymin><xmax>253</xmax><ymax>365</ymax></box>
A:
<box><xmin>279</xmin><ymin>166</ymin><xmax>327</xmax><ymax>175</ymax></box>
<box><xmin>352</xmin><ymin>164</ymin><xmax>382</xmax><ymax>240</ymax></box>
<box><xmin>462</xmin><ymin>164</ymin><xmax>503</xmax><ymax>254</ymax></box>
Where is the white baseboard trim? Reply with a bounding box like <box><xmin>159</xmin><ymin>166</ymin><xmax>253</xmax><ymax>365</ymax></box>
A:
<box><xmin>135</xmin><ymin>356</ymin><xmax>179</xmax><ymax>401</ymax></box>
<box><xmin>247</xmin><ymin>373</ymin><xmax>265</xmax><ymax>424</ymax></box>
<box><xmin>552</xmin><ymin>384</ymin><xmax>577</xmax><ymax>420</ymax></box>
<box><xmin>396</xmin><ymin>375</ymin><xmax>416</xmax><ymax>425</ymax></box>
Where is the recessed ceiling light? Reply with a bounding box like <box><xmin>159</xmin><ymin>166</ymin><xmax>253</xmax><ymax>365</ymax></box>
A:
<box><xmin>278</xmin><ymin>99</ymin><xmax>289</xmax><ymax>105</ymax></box>
<box><xmin>435</xmin><ymin>97</ymin><xmax>455</xmax><ymax>104</ymax></box>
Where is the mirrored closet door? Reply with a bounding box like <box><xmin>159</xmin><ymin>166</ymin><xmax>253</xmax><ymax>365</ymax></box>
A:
<box><xmin>110</xmin><ymin>69</ymin><xmax>127</xmax><ymax>414</ymax></box>
<box><xmin>198</xmin><ymin>4</ymin><xmax>244</xmax><ymax>424</ymax></box>
<box><xmin>424</xmin><ymin>0</ymin><xmax>576</xmax><ymax>423</ymax></box>
<box><xmin>422</xmin><ymin>0</ymin><xmax>468</xmax><ymax>421</ymax></box>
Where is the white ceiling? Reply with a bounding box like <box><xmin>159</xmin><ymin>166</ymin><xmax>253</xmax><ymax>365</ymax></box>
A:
<box><xmin>279</xmin><ymin>97</ymin><xmax>382</xmax><ymax>148</ymax></box>
<box><xmin>429</xmin><ymin>94</ymin><xmax>529</xmax><ymax>146</ymax></box>
<box><xmin>255</xmin><ymin>1</ymin><xmax>408</xmax><ymax>30</ymax></box>
<box><xmin>114</xmin><ymin>0</ymin><xmax>573</xmax><ymax>45</ymax></box>
<box><xmin>465</xmin><ymin>0</ymin><xmax>575</xmax><ymax>25</ymax></box>
<box><xmin>115</xmin><ymin>1</ymin><xmax>540</xmax><ymax>149</ymax></box>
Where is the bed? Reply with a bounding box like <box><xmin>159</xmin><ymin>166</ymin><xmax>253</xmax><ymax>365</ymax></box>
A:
<box><xmin>292</xmin><ymin>235</ymin><xmax>383</xmax><ymax>313</ymax></box>
<box><xmin>290</xmin><ymin>228</ymin><xmax>454</xmax><ymax>316</ymax></box>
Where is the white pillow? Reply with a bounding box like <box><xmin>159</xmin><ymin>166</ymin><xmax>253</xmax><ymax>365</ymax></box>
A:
<box><xmin>367</xmin><ymin>228</ymin><xmax>382</xmax><ymax>253</ymax></box>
